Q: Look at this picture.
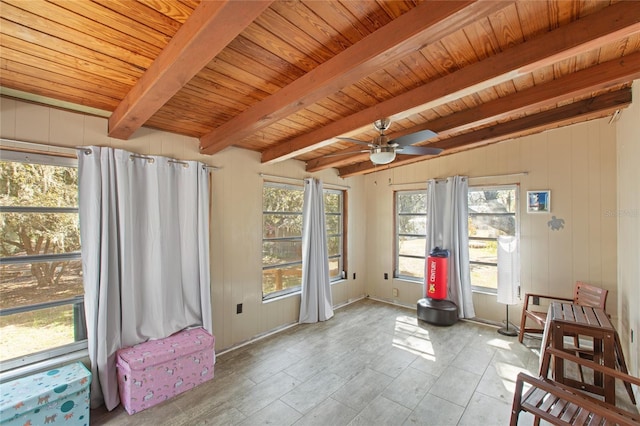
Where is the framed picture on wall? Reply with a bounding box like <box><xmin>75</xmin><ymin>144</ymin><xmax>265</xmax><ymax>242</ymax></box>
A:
<box><xmin>527</xmin><ymin>190</ymin><xmax>551</xmax><ymax>213</ymax></box>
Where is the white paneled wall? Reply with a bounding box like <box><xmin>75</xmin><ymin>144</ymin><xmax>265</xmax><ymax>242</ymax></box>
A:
<box><xmin>616</xmin><ymin>81</ymin><xmax>640</xmax><ymax>380</ymax></box>
<box><xmin>364</xmin><ymin>117</ymin><xmax>619</xmax><ymax>325</ymax></box>
<box><xmin>0</xmin><ymin>98</ymin><xmax>366</xmax><ymax>352</ymax></box>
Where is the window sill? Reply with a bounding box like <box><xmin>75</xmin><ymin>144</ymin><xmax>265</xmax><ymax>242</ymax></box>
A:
<box><xmin>471</xmin><ymin>288</ymin><xmax>498</xmax><ymax>296</ymax></box>
<box><xmin>393</xmin><ymin>277</ymin><xmax>424</xmax><ymax>285</ymax></box>
<box><xmin>0</xmin><ymin>348</ymin><xmax>89</xmax><ymax>383</ymax></box>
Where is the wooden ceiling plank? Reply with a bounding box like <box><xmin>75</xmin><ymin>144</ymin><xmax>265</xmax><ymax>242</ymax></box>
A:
<box><xmin>0</xmin><ymin>68</ymin><xmax>121</xmax><ymax>111</ymax></box>
<box><xmin>227</xmin><ymin>35</ymin><xmax>306</xmax><ymax>85</ymax></box>
<box><xmin>0</xmin><ymin>17</ymin><xmax>143</xmax><ymax>82</ymax></box>
<box><xmin>138</xmin><ymin>0</ymin><xmax>196</xmax><ymax>24</ymax></box>
<box><xmin>336</xmin><ymin>88</ymin><xmax>632</xmax><ymax>178</ymax></box>
<box><xmin>47</xmin><ymin>0</ymin><xmax>172</xmax><ymax>50</ymax></box>
<box><xmin>0</xmin><ymin>33</ymin><xmax>139</xmax><ymax>87</ymax></box>
<box><xmin>262</xmin><ymin>1</ymin><xmax>640</xmax><ymax>163</ymax></box>
<box><xmin>199</xmin><ymin>1</ymin><xmax>508</xmax><ymax>154</ymax></box>
<box><xmin>307</xmin><ymin>51</ymin><xmax>640</xmax><ymax>172</ymax></box>
<box><xmin>271</xmin><ymin>1</ymin><xmax>349</xmax><ymax>55</ymax></box>
<box><xmin>2</xmin><ymin>49</ymin><xmax>130</xmax><ymax>98</ymax></box>
<box><xmin>108</xmin><ymin>0</ymin><xmax>273</xmax><ymax>140</ymax></box>
<box><xmin>2</xmin><ymin>1</ymin><xmax>156</xmax><ymax>68</ymax></box>
<box><xmin>92</xmin><ymin>0</ymin><xmax>183</xmax><ymax>33</ymax></box>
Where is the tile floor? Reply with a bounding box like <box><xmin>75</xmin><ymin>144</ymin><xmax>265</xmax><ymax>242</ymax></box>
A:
<box><xmin>91</xmin><ymin>298</ymin><xmax>636</xmax><ymax>425</ymax></box>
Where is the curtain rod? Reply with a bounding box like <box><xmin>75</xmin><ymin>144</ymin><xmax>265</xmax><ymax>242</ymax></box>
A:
<box><xmin>259</xmin><ymin>173</ymin><xmax>350</xmax><ymax>189</ymax></box>
<box><xmin>93</xmin><ymin>152</ymin><xmax>220</xmax><ymax>171</ymax></box>
<box><xmin>388</xmin><ymin>171</ymin><xmax>528</xmax><ymax>186</ymax></box>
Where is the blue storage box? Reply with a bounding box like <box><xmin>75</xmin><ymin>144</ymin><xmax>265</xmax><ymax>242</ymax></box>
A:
<box><xmin>0</xmin><ymin>362</ymin><xmax>91</xmax><ymax>426</ymax></box>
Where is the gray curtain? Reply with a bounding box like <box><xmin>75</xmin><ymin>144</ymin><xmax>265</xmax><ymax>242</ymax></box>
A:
<box><xmin>78</xmin><ymin>147</ymin><xmax>212</xmax><ymax>410</ymax></box>
<box><xmin>426</xmin><ymin>176</ymin><xmax>475</xmax><ymax>318</ymax></box>
<box><xmin>299</xmin><ymin>178</ymin><xmax>334</xmax><ymax>323</ymax></box>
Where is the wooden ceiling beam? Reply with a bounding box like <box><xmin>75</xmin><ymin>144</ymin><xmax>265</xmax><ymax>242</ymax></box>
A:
<box><xmin>108</xmin><ymin>0</ymin><xmax>272</xmax><ymax>140</ymax></box>
<box><xmin>265</xmin><ymin>1</ymin><xmax>640</xmax><ymax>164</ymax></box>
<box><xmin>336</xmin><ymin>88</ymin><xmax>632</xmax><ymax>178</ymax></box>
<box><xmin>199</xmin><ymin>1</ymin><xmax>508</xmax><ymax>154</ymax></box>
<box><xmin>307</xmin><ymin>50</ymin><xmax>640</xmax><ymax>172</ymax></box>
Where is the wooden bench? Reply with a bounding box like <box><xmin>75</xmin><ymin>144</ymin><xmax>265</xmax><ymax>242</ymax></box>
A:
<box><xmin>511</xmin><ymin>348</ymin><xmax>640</xmax><ymax>425</ymax></box>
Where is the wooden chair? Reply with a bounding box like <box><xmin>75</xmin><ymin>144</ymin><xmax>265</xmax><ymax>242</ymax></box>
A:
<box><xmin>511</xmin><ymin>347</ymin><xmax>640</xmax><ymax>426</ymax></box>
<box><xmin>518</xmin><ymin>281</ymin><xmax>608</xmax><ymax>344</ymax></box>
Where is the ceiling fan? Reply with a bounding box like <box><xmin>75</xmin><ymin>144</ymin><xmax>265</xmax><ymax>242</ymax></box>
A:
<box><xmin>334</xmin><ymin>118</ymin><xmax>443</xmax><ymax>165</ymax></box>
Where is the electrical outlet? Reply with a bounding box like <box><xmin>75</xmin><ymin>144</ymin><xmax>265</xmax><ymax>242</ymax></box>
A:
<box><xmin>353</xmin><ymin>272</ymin><xmax>356</xmax><ymax>279</ymax></box>
<box><xmin>384</xmin><ymin>273</ymin><xmax>388</xmax><ymax>280</ymax></box>
<box><xmin>532</xmin><ymin>296</ymin><xmax>540</xmax><ymax>305</ymax></box>
<box><xmin>392</xmin><ymin>288</ymin><xmax>399</xmax><ymax>297</ymax></box>
<box><xmin>236</xmin><ymin>303</ymin><xmax>243</xmax><ymax>314</ymax></box>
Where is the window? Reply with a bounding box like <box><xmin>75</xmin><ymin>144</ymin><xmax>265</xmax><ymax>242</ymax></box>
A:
<box><xmin>0</xmin><ymin>151</ymin><xmax>86</xmax><ymax>369</ymax></box>
<box><xmin>262</xmin><ymin>182</ymin><xmax>344</xmax><ymax>300</ymax></box>
<box><xmin>467</xmin><ymin>186</ymin><xmax>518</xmax><ymax>291</ymax></box>
<box><xmin>395</xmin><ymin>190</ymin><xmax>427</xmax><ymax>281</ymax></box>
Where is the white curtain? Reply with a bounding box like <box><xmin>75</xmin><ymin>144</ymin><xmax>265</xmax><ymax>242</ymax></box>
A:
<box><xmin>426</xmin><ymin>176</ymin><xmax>475</xmax><ymax>318</ymax></box>
<box><xmin>78</xmin><ymin>147</ymin><xmax>212</xmax><ymax>410</ymax></box>
<box><xmin>299</xmin><ymin>178</ymin><xmax>334</xmax><ymax>323</ymax></box>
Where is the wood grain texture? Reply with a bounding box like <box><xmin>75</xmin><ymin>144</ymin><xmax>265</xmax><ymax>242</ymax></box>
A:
<box><xmin>0</xmin><ymin>0</ymin><xmax>638</xmax><ymax>174</ymax></box>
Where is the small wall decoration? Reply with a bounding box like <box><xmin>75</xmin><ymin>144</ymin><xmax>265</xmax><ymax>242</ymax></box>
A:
<box><xmin>547</xmin><ymin>216</ymin><xmax>565</xmax><ymax>231</ymax></box>
<box><xmin>527</xmin><ymin>190</ymin><xmax>551</xmax><ymax>213</ymax></box>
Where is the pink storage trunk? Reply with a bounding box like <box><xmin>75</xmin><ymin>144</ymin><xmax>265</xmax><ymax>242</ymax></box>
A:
<box><xmin>116</xmin><ymin>327</ymin><xmax>214</xmax><ymax>415</ymax></box>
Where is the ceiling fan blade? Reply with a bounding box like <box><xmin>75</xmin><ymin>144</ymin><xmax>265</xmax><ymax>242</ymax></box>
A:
<box><xmin>396</xmin><ymin>145</ymin><xmax>443</xmax><ymax>156</ymax></box>
<box><xmin>391</xmin><ymin>129</ymin><xmax>437</xmax><ymax>147</ymax></box>
<box><xmin>336</xmin><ymin>137</ymin><xmax>375</xmax><ymax>147</ymax></box>
<box><xmin>321</xmin><ymin>149</ymin><xmax>370</xmax><ymax>159</ymax></box>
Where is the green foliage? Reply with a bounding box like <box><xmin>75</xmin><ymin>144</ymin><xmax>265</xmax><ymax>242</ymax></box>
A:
<box><xmin>0</xmin><ymin>161</ymin><xmax>80</xmax><ymax>287</ymax></box>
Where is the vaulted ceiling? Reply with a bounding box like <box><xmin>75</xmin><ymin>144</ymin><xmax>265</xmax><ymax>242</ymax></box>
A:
<box><xmin>1</xmin><ymin>1</ymin><xmax>639</xmax><ymax>177</ymax></box>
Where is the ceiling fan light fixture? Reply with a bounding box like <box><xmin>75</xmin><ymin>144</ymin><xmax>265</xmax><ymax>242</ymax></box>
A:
<box><xmin>370</xmin><ymin>147</ymin><xmax>396</xmax><ymax>165</ymax></box>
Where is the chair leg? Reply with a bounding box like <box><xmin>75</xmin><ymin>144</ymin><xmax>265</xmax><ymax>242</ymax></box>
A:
<box><xmin>574</xmin><ymin>335</ymin><xmax>586</xmax><ymax>383</ymax></box>
<box><xmin>518</xmin><ymin>313</ymin><xmax>527</xmax><ymax>343</ymax></box>
<box><xmin>615</xmin><ymin>332</ymin><xmax>637</xmax><ymax>405</ymax></box>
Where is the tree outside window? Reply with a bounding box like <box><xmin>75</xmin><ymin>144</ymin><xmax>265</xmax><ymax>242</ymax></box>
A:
<box><xmin>0</xmin><ymin>155</ymin><xmax>85</xmax><ymax>364</ymax></box>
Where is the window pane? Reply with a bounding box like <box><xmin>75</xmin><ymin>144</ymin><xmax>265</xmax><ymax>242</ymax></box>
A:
<box><xmin>468</xmin><ymin>215</ymin><xmax>516</xmax><ymax>238</ymax></box>
<box><xmin>397</xmin><ymin>193</ymin><xmax>426</xmax><ymax>213</ymax></box>
<box><xmin>0</xmin><ymin>260</ymin><xmax>83</xmax><ymax>307</ymax></box>
<box><xmin>468</xmin><ymin>189</ymin><xmax>516</xmax><ymax>213</ymax></box>
<box><xmin>325</xmin><ymin>214</ymin><xmax>340</xmax><ymax>235</ymax></box>
<box><xmin>262</xmin><ymin>186</ymin><xmax>304</xmax><ymax>212</ymax></box>
<box><xmin>468</xmin><ymin>186</ymin><xmax>518</xmax><ymax>291</ymax></box>
<box><xmin>0</xmin><ymin>161</ymin><xmax>78</xmax><ymax>208</ymax></box>
<box><xmin>327</xmin><ymin>236</ymin><xmax>341</xmax><ymax>257</ymax></box>
<box><xmin>398</xmin><ymin>215</ymin><xmax>426</xmax><ymax>235</ymax></box>
<box><xmin>263</xmin><ymin>214</ymin><xmax>302</xmax><ymax>238</ymax></box>
<box><xmin>328</xmin><ymin>258</ymin><xmax>340</xmax><ymax>278</ymax></box>
<box><xmin>324</xmin><ymin>192</ymin><xmax>340</xmax><ymax>213</ymax></box>
<box><xmin>468</xmin><ymin>240</ymin><xmax>498</xmax><ymax>264</ymax></box>
<box><xmin>398</xmin><ymin>256</ymin><xmax>425</xmax><ymax>279</ymax></box>
<box><xmin>262</xmin><ymin>240</ymin><xmax>302</xmax><ymax>265</ymax></box>
<box><xmin>262</xmin><ymin>264</ymin><xmax>302</xmax><ymax>296</ymax></box>
<box><xmin>470</xmin><ymin>264</ymin><xmax>497</xmax><ymax>290</ymax></box>
<box><xmin>0</xmin><ymin>303</ymin><xmax>83</xmax><ymax>362</ymax></box>
<box><xmin>0</xmin><ymin>212</ymin><xmax>80</xmax><ymax>257</ymax></box>
<box><xmin>398</xmin><ymin>236</ymin><xmax>426</xmax><ymax>257</ymax></box>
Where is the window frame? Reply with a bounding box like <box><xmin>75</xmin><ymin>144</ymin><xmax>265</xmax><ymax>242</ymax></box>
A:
<box><xmin>0</xmin><ymin>148</ymin><xmax>87</xmax><ymax>372</ymax></box>
<box><xmin>467</xmin><ymin>184</ymin><xmax>519</xmax><ymax>293</ymax></box>
<box><xmin>261</xmin><ymin>181</ymin><xmax>346</xmax><ymax>301</ymax></box>
<box><xmin>394</xmin><ymin>189</ymin><xmax>428</xmax><ymax>282</ymax></box>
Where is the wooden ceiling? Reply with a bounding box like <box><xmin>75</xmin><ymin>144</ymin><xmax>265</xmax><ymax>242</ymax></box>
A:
<box><xmin>1</xmin><ymin>1</ymin><xmax>640</xmax><ymax>177</ymax></box>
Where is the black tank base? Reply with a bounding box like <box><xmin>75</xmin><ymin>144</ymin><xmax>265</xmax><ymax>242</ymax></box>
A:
<box><xmin>417</xmin><ymin>298</ymin><xmax>458</xmax><ymax>326</ymax></box>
